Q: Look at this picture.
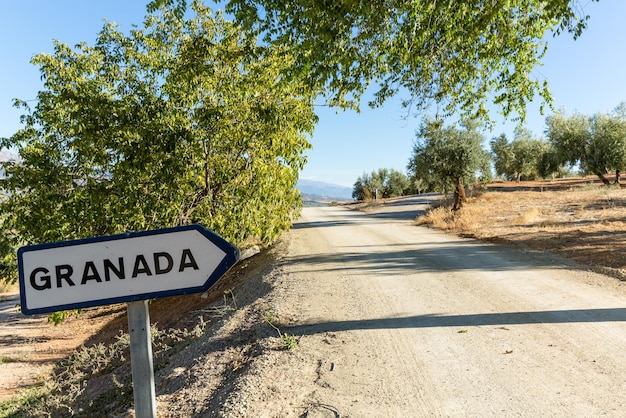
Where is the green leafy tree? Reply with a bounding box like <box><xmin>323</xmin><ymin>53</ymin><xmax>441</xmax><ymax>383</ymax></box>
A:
<box><xmin>546</xmin><ymin>105</ymin><xmax>626</xmax><ymax>185</ymax></box>
<box><xmin>408</xmin><ymin>119</ymin><xmax>491</xmax><ymax>210</ymax></box>
<box><xmin>386</xmin><ymin>169</ymin><xmax>412</xmax><ymax>197</ymax></box>
<box><xmin>0</xmin><ymin>3</ymin><xmax>316</xmax><ymax>283</ymax></box>
<box><xmin>510</xmin><ymin>129</ymin><xmax>550</xmax><ymax>182</ymax></box>
<box><xmin>490</xmin><ymin>133</ymin><xmax>516</xmax><ymax>180</ymax></box>
<box><xmin>353</xmin><ymin>172</ymin><xmax>374</xmax><ymax>201</ymax></box>
<box><xmin>537</xmin><ymin>146</ymin><xmax>572</xmax><ymax>179</ymax></box>
<box><xmin>588</xmin><ymin>112</ymin><xmax>626</xmax><ymax>184</ymax></box>
<box><xmin>369</xmin><ymin>168</ymin><xmax>387</xmax><ymax>199</ymax></box>
<box><xmin>215</xmin><ymin>0</ymin><xmax>597</xmax><ymax>122</ymax></box>
<box><xmin>545</xmin><ymin>110</ymin><xmax>593</xmax><ymax>178</ymax></box>
<box><xmin>352</xmin><ymin>168</ymin><xmax>411</xmax><ymax>201</ymax></box>
<box><xmin>491</xmin><ymin>129</ymin><xmax>552</xmax><ymax>182</ymax></box>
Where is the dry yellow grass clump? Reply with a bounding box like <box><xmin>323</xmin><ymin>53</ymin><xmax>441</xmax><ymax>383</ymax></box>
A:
<box><xmin>418</xmin><ymin>183</ymin><xmax>626</xmax><ymax>280</ymax></box>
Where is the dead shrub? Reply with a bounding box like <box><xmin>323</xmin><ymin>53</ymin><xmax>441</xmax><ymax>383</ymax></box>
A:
<box><xmin>417</xmin><ymin>203</ymin><xmax>482</xmax><ymax>236</ymax></box>
<box><xmin>513</xmin><ymin>207</ymin><xmax>543</xmax><ymax>225</ymax></box>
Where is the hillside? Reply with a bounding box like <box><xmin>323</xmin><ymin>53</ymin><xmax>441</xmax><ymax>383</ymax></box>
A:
<box><xmin>296</xmin><ymin>179</ymin><xmax>352</xmax><ymax>202</ymax></box>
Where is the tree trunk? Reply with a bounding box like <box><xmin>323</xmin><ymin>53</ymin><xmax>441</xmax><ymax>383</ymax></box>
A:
<box><xmin>595</xmin><ymin>171</ymin><xmax>611</xmax><ymax>186</ymax></box>
<box><xmin>452</xmin><ymin>176</ymin><xmax>467</xmax><ymax>211</ymax></box>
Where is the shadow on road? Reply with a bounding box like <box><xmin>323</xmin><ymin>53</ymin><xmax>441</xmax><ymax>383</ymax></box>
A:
<box><xmin>291</xmin><ymin>220</ymin><xmax>363</xmax><ymax>230</ymax></box>
<box><xmin>285</xmin><ymin>308</ymin><xmax>626</xmax><ymax>335</ymax></box>
<box><xmin>293</xmin><ymin>195</ymin><xmax>441</xmax><ymax>228</ymax></box>
<box><xmin>360</xmin><ymin>208</ymin><xmax>426</xmax><ymax>221</ymax></box>
<box><xmin>284</xmin><ymin>242</ymin><xmax>569</xmax><ymax>274</ymax></box>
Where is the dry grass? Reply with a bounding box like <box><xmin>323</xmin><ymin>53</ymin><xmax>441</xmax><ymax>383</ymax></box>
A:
<box><xmin>419</xmin><ymin>181</ymin><xmax>626</xmax><ymax>280</ymax></box>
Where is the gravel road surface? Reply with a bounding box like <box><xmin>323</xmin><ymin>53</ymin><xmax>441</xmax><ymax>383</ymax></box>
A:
<box><xmin>235</xmin><ymin>198</ymin><xmax>626</xmax><ymax>417</ymax></box>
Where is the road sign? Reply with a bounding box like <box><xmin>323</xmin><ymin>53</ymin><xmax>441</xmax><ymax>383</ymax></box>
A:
<box><xmin>18</xmin><ymin>224</ymin><xmax>240</xmax><ymax>315</ymax></box>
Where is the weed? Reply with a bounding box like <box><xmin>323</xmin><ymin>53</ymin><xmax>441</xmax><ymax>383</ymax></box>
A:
<box><xmin>0</xmin><ymin>355</ymin><xmax>21</xmax><ymax>364</ymax></box>
<box><xmin>3</xmin><ymin>313</ymin><xmax>211</xmax><ymax>416</ymax></box>
<box><xmin>262</xmin><ymin>308</ymin><xmax>300</xmax><ymax>350</ymax></box>
<box><xmin>48</xmin><ymin>309</ymin><xmax>82</xmax><ymax>326</ymax></box>
<box><xmin>513</xmin><ymin>207</ymin><xmax>542</xmax><ymax>225</ymax></box>
<box><xmin>198</xmin><ymin>290</ymin><xmax>237</xmax><ymax>317</ymax></box>
<box><xmin>579</xmin><ymin>184</ymin><xmax>603</xmax><ymax>192</ymax></box>
<box><xmin>151</xmin><ymin>318</ymin><xmax>207</xmax><ymax>354</ymax></box>
<box><xmin>416</xmin><ymin>206</ymin><xmax>452</xmax><ymax>227</ymax></box>
<box><xmin>223</xmin><ymin>288</ymin><xmax>237</xmax><ymax>309</ymax></box>
<box><xmin>417</xmin><ymin>203</ymin><xmax>482</xmax><ymax>235</ymax></box>
<box><xmin>281</xmin><ymin>333</ymin><xmax>299</xmax><ymax>350</ymax></box>
<box><xmin>0</xmin><ymin>384</ymin><xmax>47</xmax><ymax>418</ymax></box>
<box><xmin>262</xmin><ymin>308</ymin><xmax>279</xmax><ymax>325</ymax></box>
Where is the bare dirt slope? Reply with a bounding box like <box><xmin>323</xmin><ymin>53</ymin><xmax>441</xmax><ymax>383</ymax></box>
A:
<box><xmin>0</xmin><ymin>295</ymin><xmax>125</xmax><ymax>402</ymax></box>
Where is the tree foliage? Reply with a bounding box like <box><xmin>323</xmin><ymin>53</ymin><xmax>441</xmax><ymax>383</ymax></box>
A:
<box><xmin>407</xmin><ymin>119</ymin><xmax>491</xmax><ymax>210</ymax></box>
<box><xmin>216</xmin><ymin>0</ymin><xmax>597</xmax><ymax>123</ymax></box>
<box><xmin>352</xmin><ymin>168</ymin><xmax>411</xmax><ymax>201</ymax></box>
<box><xmin>546</xmin><ymin>104</ymin><xmax>626</xmax><ymax>185</ymax></box>
<box><xmin>490</xmin><ymin>133</ymin><xmax>515</xmax><ymax>180</ymax></box>
<box><xmin>490</xmin><ymin>128</ymin><xmax>553</xmax><ymax>182</ymax></box>
<box><xmin>0</xmin><ymin>2</ymin><xmax>316</xmax><ymax>282</ymax></box>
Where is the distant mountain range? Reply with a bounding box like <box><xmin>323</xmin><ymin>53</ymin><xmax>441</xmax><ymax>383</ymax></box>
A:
<box><xmin>297</xmin><ymin>179</ymin><xmax>353</xmax><ymax>201</ymax></box>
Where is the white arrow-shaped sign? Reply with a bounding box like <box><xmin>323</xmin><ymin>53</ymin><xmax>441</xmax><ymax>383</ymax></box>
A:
<box><xmin>18</xmin><ymin>224</ymin><xmax>240</xmax><ymax>315</ymax></box>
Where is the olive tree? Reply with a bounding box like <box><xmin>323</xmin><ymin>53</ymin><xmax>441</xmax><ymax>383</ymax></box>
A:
<box><xmin>352</xmin><ymin>168</ymin><xmax>410</xmax><ymax>201</ymax></box>
<box><xmin>408</xmin><ymin>119</ymin><xmax>491</xmax><ymax>210</ymax></box>
<box><xmin>491</xmin><ymin>128</ymin><xmax>553</xmax><ymax>182</ymax></box>
<box><xmin>589</xmin><ymin>112</ymin><xmax>626</xmax><ymax>184</ymax></box>
<box><xmin>546</xmin><ymin>105</ymin><xmax>626</xmax><ymax>185</ymax></box>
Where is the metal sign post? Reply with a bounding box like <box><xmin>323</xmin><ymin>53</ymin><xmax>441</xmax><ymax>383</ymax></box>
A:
<box><xmin>17</xmin><ymin>224</ymin><xmax>239</xmax><ymax>417</ymax></box>
<box><xmin>127</xmin><ymin>300</ymin><xmax>157</xmax><ymax>418</ymax></box>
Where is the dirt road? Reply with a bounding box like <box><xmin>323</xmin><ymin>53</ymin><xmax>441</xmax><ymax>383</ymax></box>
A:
<box><xmin>231</xmin><ymin>197</ymin><xmax>626</xmax><ymax>417</ymax></box>
<box><xmin>6</xmin><ymin>195</ymin><xmax>626</xmax><ymax>416</ymax></box>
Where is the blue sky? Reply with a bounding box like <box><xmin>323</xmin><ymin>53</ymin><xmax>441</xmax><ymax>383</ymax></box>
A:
<box><xmin>1</xmin><ymin>1</ymin><xmax>624</xmax><ymax>187</ymax></box>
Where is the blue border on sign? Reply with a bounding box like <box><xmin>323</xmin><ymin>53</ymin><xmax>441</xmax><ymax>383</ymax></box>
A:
<box><xmin>17</xmin><ymin>224</ymin><xmax>240</xmax><ymax>315</ymax></box>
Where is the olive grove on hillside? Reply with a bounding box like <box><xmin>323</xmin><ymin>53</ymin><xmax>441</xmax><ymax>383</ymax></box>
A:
<box><xmin>0</xmin><ymin>3</ymin><xmax>316</xmax><ymax>282</ymax></box>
